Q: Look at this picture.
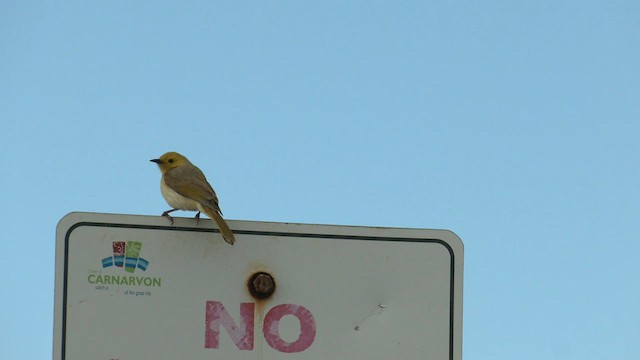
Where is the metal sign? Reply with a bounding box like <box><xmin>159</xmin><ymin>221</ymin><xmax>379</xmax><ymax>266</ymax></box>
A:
<box><xmin>54</xmin><ymin>212</ymin><xmax>463</xmax><ymax>359</ymax></box>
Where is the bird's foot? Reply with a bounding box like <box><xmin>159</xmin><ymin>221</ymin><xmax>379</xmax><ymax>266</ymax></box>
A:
<box><xmin>162</xmin><ymin>210</ymin><xmax>176</xmax><ymax>225</ymax></box>
<box><xmin>194</xmin><ymin>211</ymin><xmax>201</xmax><ymax>225</ymax></box>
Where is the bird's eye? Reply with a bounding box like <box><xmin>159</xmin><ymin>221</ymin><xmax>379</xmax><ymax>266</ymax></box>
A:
<box><xmin>168</xmin><ymin>159</ymin><xmax>174</xmax><ymax>163</ymax></box>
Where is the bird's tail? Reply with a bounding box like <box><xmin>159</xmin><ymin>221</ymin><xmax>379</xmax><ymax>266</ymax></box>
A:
<box><xmin>202</xmin><ymin>207</ymin><xmax>236</xmax><ymax>245</ymax></box>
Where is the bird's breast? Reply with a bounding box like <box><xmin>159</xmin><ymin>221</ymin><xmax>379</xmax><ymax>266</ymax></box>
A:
<box><xmin>160</xmin><ymin>178</ymin><xmax>200</xmax><ymax>211</ymax></box>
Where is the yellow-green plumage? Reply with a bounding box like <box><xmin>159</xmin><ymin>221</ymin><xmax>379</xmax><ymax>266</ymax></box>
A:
<box><xmin>151</xmin><ymin>152</ymin><xmax>235</xmax><ymax>245</ymax></box>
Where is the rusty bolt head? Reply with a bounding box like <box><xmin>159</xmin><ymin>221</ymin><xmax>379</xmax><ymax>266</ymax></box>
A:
<box><xmin>248</xmin><ymin>272</ymin><xmax>276</xmax><ymax>299</ymax></box>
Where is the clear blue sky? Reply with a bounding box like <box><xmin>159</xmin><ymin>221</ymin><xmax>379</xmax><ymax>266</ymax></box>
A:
<box><xmin>2</xmin><ymin>1</ymin><xmax>639</xmax><ymax>359</ymax></box>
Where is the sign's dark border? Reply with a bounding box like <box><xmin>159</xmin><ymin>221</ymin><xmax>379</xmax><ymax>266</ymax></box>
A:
<box><xmin>61</xmin><ymin>222</ymin><xmax>457</xmax><ymax>359</ymax></box>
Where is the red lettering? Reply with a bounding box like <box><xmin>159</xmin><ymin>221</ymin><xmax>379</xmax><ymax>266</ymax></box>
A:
<box><xmin>205</xmin><ymin>301</ymin><xmax>255</xmax><ymax>350</ymax></box>
<box><xmin>263</xmin><ymin>304</ymin><xmax>316</xmax><ymax>353</ymax></box>
<box><xmin>204</xmin><ymin>302</ymin><xmax>316</xmax><ymax>353</ymax></box>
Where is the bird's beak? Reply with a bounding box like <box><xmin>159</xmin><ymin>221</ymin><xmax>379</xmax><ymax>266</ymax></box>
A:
<box><xmin>150</xmin><ymin>159</ymin><xmax>163</xmax><ymax>164</ymax></box>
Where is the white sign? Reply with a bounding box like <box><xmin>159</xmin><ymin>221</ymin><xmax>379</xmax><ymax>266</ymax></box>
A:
<box><xmin>54</xmin><ymin>212</ymin><xmax>463</xmax><ymax>360</ymax></box>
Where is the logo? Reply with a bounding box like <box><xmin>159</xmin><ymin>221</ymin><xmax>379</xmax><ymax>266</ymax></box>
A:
<box><xmin>101</xmin><ymin>241</ymin><xmax>149</xmax><ymax>273</ymax></box>
<box><xmin>88</xmin><ymin>240</ymin><xmax>162</xmax><ymax>293</ymax></box>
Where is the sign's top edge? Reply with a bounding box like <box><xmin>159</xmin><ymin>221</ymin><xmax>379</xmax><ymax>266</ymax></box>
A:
<box><xmin>57</xmin><ymin>211</ymin><xmax>464</xmax><ymax>250</ymax></box>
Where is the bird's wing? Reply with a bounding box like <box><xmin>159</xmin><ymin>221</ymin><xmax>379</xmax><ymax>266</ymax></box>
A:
<box><xmin>163</xmin><ymin>165</ymin><xmax>222</xmax><ymax>213</ymax></box>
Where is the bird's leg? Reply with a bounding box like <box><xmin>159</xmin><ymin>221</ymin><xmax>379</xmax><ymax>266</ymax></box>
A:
<box><xmin>194</xmin><ymin>211</ymin><xmax>201</xmax><ymax>225</ymax></box>
<box><xmin>162</xmin><ymin>209</ymin><xmax>178</xmax><ymax>225</ymax></box>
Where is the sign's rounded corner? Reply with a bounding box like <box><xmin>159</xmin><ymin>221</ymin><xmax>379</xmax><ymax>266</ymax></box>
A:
<box><xmin>57</xmin><ymin>212</ymin><xmax>83</xmax><ymax>231</ymax></box>
<box><xmin>441</xmin><ymin>229</ymin><xmax>464</xmax><ymax>253</ymax></box>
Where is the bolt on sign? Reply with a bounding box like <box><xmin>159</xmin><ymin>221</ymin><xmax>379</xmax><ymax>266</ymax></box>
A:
<box><xmin>54</xmin><ymin>212</ymin><xmax>464</xmax><ymax>360</ymax></box>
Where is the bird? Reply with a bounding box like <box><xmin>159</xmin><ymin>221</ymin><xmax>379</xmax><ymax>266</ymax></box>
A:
<box><xmin>150</xmin><ymin>152</ymin><xmax>235</xmax><ymax>245</ymax></box>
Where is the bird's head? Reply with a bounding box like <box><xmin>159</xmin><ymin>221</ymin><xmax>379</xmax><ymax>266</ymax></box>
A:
<box><xmin>150</xmin><ymin>152</ymin><xmax>190</xmax><ymax>173</ymax></box>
